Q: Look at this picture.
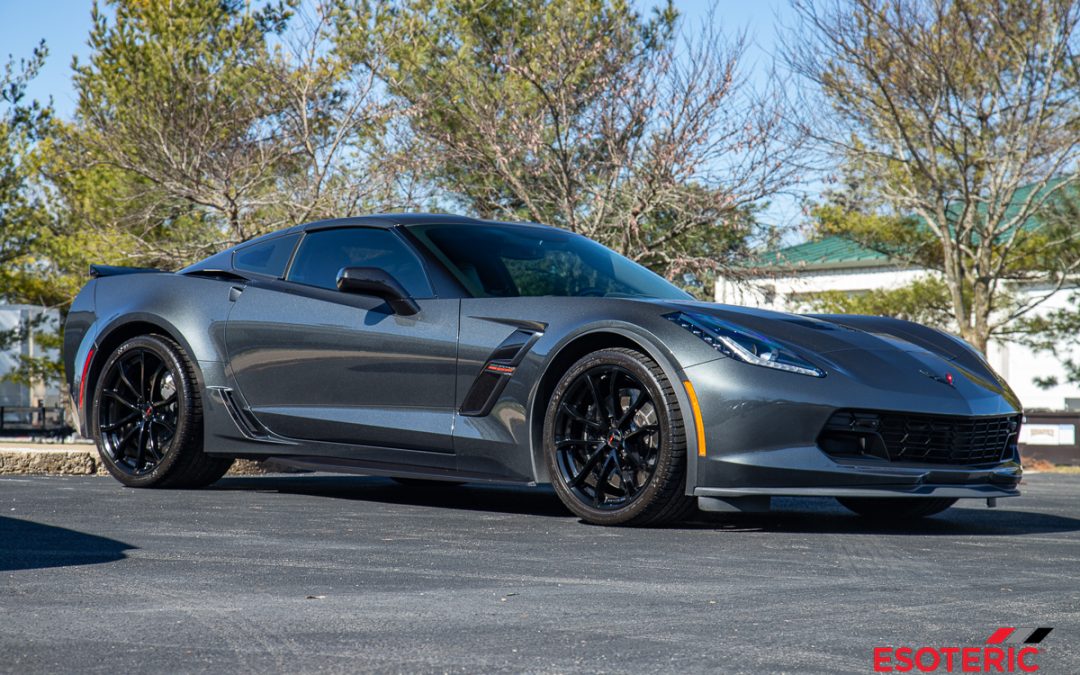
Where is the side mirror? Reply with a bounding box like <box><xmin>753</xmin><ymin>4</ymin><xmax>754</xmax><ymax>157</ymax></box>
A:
<box><xmin>336</xmin><ymin>267</ymin><xmax>420</xmax><ymax>316</ymax></box>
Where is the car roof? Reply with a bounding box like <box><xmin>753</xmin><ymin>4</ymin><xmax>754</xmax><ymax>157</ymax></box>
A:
<box><xmin>300</xmin><ymin>213</ymin><xmax>555</xmax><ymax>232</ymax></box>
<box><xmin>179</xmin><ymin>213</ymin><xmax>559</xmax><ymax>275</ymax></box>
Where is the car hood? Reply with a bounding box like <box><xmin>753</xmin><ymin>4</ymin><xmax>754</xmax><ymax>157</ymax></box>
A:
<box><xmin>658</xmin><ymin>300</ymin><xmax>1020</xmax><ymax>409</ymax></box>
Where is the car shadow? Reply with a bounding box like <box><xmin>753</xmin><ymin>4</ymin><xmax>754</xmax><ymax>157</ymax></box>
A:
<box><xmin>213</xmin><ymin>475</ymin><xmax>1080</xmax><ymax>536</ymax></box>
<box><xmin>214</xmin><ymin>475</ymin><xmax>574</xmax><ymax>518</ymax></box>
<box><xmin>0</xmin><ymin>516</ymin><xmax>135</xmax><ymax>572</ymax></box>
<box><xmin>679</xmin><ymin>497</ymin><xmax>1080</xmax><ymax>536</ymax></box>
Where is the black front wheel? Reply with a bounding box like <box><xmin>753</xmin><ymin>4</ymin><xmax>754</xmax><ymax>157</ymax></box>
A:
<box><xmin>91</xmin><ymin>334</ymin><xmax>232</xmax><ymax>488</ymax></box>
<box><xmin>544</xmin><ymin>348</ymin><xmax>695</xmax><ymax>526</ymax></box>
<box><xmin>836</xmin><ymin>497</ymin><xmax>957</xmax><ymax>520</ymax></box>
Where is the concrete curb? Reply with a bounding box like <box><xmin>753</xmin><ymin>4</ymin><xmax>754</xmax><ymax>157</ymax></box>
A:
<box><xmin>0</xmin><ymin>446</ymin><xmax>273</xmax><ymax>477</ymax></box>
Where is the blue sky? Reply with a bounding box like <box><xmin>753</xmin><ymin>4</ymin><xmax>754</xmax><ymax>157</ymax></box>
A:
<box><xmin>0</xmin><ymin>0</ymin><xmax>804</xmax><ymax>228</ymax></box>
<box><xmin>1</xmin><ymin>1</ymin><xmax>794</xmax><ymax>117</ymax></box>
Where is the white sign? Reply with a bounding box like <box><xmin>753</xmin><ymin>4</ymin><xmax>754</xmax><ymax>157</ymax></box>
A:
<box><xmin>1020</xmin><ymin>424</ymin><xmax>1077</xmax><ymax>447</ymax></box>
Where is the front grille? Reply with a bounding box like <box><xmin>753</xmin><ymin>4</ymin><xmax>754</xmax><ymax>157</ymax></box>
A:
<box><xmin>819</xmin><ymin>410</ymin><xmax>1020</xmax><ymax>465</ymax></box>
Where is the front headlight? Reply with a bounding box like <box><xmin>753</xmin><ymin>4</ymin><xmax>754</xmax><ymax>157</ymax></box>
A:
<box><xmin>666</xmin><ymin>311</ymin><xmax>826</xmax><ymax>378</ymax></box>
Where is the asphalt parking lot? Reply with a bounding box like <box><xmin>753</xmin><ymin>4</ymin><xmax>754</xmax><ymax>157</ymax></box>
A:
<box><xmin>1</xmin><ymin>473</ymin><xmax>1078</xmax><ymax>674</ymax></box>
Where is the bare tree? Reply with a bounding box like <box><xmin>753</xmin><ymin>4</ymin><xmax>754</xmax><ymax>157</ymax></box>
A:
<box><xmin>787</xmin><ymin>0</ymin><xmax>1080</xmax><ymax>352</ymax></box>
<box><xmin>356</xmin><ymin>1</ymin><xmax>803</xmax><ymax>285</ymax></box>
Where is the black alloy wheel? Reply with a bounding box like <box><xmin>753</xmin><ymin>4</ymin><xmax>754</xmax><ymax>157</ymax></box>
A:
<box><xmin>97</xmin><ymin>346</ymin><xmax>178</xmax><ymax>476</ymax></box>
<box><xmin>545</xmin><ymin>347</ymin><xmax>695</xmax><ymax>526</ymax></box>
<box><xmin>553</xmin><ymin>364</ymin><xmax>660</xmax><ymax>510</ymax></box>
<box><xmin>91</xmin><ymin>334</ymin><xmax>233</xmax><ymax>488</ymax></box>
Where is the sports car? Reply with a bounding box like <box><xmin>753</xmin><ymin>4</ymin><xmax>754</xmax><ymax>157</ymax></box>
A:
<box><xmin>63</xmin><ymin>214</ymin><xmax>1023</xmax><ymax>525</ymax></box>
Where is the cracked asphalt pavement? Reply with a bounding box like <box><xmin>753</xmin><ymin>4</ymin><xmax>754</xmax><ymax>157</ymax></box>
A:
<box><xmin>2</xmin><ymin>473</ymin><xmax>1079</xmax><ymax>673</ymax></box>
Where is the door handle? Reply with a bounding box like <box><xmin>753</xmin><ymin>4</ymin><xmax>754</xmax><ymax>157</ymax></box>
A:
<box><xmin>229</xmin><ymin>286</ymin><xmax>244</xmax><ymax>302</ymax></box>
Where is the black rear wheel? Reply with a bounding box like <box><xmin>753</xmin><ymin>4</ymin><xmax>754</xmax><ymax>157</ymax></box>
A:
<box><xmin>544</xmin><ymin>348</ymin><xmax>695</xmax><ymax>526</ymax></box>
<box><xmin>836</xmin><ymin>497</ymin><xmax>957</xmax><ymax>520</ymax></box>
<box><xmin>92</xmin><ymin>334</ymin><xmax>232</xmax><ymax>488</ymax></box>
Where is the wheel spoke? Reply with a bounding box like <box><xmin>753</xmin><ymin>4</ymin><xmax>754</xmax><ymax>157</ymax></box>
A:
<box><xmin>607</xmin><ymin>370</ymin><xmax>621</xmax><ymax>419</ymax></box>
<box><xmin>139</xmin><ymin>351</ymin><xmax>147</xmax><ymax>399</ymax></box>
<box><xmin>559</xmin><ymin>402</ymin><xmax>603</xmax><ymax>430</ymax></box>
<box><xmin>569</xmin><ymin>444</ymin><xmax>609</xmax><ymax>488</ymax></box>
<box><xmin>622</xmin><ymin>450</ymin><xmax>644</xmax><ymax>473</ymax></box>
<box><xmin>146</xmin><ymin>427</ymin><xmax>162</xmax><ymax>461</ymax></box>
<box><xmin>556</xmin><ymin>438</ymin><xmax>601</xmax><ymax>449</ymax></box>
<box><xmin>149</xmin><ymin>361</ymin><xmax>167</xmax><ymax>400</ymax></box>
<box><xmin>624</xmin><ymin>424</ymin><xmax>658</xmax><ymax>441</ymax></box>
<box><xmin>153</xmin><ymin>391</ymin><xmax>177</xmax><ymax>408</ymax></box>
<box><xmin>155</xmin><ymin>418</ymin><xmax>176</xmax><ymax>438</ymax></box>
<box><xmin>134</xmin><ymin>424</ymin><xmax>148</xmax><ymax>470</ymax></box>
<box><xmin>615</xmin><ymin>389</ymin><xmax>648</xmax><ymax>429</ymax></box>
<box><xmin>592</xmin><ymin>452</ymin><xmax>616</xmax><ymax>506</ymax></box>
<box><xmin>105</xmin><ymin>390</ymin><xmax>140</xmax><ymax>412</ymax></box>
<box><xmin>618</xmin><ymin>465</ymin><xmax>638</xmax><ymax>498</ymax></box>
<box><xmin>115</xmin><ymin>422</ymin><xmax>140</xmax><ymax>457</ymax></box>
<box><xmin>117</xmin><ymin>362</ymin><xmax>140</xmax><ymax>398</ymax></box>
<box><xmin>101</xmin><ymin>411</ymin><xmax>139</xmax><ymax>432</ymax></box>
<box><xmin>584</xmin><ymin>373</ymin><xmax>604</xmax><ymax>414</ymax></box>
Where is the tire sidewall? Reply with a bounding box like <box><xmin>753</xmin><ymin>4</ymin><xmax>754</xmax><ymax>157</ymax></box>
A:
<box><xmin>91</xmin><ymin>335</ymin><xmax>195</xmax><ymax>487</ymax></box>
<box><xmin>544</xmin><ymin>348</ymin><xmax>683</xmax><ymax>525</ymax></box>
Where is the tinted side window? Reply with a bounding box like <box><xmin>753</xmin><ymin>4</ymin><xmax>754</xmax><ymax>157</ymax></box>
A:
<box><xmin>233</xmin><ymin>233</ymin><xmax>300</xmax><ymax>278</ymax></box>
<box><xmin>286</xmin><ymin>228</ymin><xmax>432</xmax><ymax>296</ymax></box>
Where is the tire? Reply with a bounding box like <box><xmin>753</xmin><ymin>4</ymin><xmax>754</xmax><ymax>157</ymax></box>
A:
<box><xmin>836</xmin><ymin>497</ymin><xmax>957</xmax><ymax>520</ymax></box>
<box><xmin>544</xmin><ymin>347</ymin><xmax>695</xmax><ymax>526</ymax></box>
<box><xmin>91</xmin><ymin>334</ymin><xmax>233</xmax><ymax>488</ymax></box>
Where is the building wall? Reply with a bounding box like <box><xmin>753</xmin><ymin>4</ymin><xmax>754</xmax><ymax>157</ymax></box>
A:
<box><xmin>0</xmin><ymin>304</ymin><xmax>62</xmax><ymax>408</ymax></box>
<box><xmin>716</xmin><ymin>267</ymin><xmax>1080</xmax><ymax>412</ymax></box>
<box><xmin>716</xmin><ymin>264</ymin><xmax>929</xmax><ymax>311</ymax></box>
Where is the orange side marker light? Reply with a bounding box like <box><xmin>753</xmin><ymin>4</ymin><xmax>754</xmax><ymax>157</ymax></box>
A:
<box><xmin>683</xmin><ymin>380</ymin><xmax>707</xmax><ymax>457</ymax></box>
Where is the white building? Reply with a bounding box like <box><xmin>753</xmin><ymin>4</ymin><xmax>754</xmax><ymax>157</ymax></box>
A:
<box><xmin>716</xmin><ymin>236</ymin><xmax>1080</xmax><ymax>412</ymax></box>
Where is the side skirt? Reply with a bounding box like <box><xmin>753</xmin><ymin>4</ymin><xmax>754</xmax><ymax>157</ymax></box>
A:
<box><xmin>271</xmin><ymin>456</ymin><xmax>537</xmax><ymax>486</ymax></box>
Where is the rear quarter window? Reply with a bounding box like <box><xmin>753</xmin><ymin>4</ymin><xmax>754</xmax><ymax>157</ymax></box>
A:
<box><xmin>233</xmin><ymin>234</ymin><xmax>301</xmax><ymax>278</ymax></box>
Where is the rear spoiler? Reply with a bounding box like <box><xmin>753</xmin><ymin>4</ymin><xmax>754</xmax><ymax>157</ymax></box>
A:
<box><xmin>89</xmin><ymin>264</ymin><xmax>167</xmax><ymax>278</ymax></box>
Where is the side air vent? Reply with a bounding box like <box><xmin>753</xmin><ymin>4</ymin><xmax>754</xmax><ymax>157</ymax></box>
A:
<box><xmin>460</xmin><ymin>329</ymin><xmax>542</xmax><ymax>416</ymax></box>
<box><xmin>211</xmin><ymin>386</ymin><xmax>277</xmax><ymax>441</ymax></box>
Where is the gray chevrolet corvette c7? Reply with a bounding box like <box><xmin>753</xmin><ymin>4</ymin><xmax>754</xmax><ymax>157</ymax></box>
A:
<box><xmin>63</xmin><ymin>213</ymin><xmax>1023</xmax><ymax>525</ymax></box>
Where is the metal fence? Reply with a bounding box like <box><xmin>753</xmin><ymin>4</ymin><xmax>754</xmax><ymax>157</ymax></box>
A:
<box><xmin>0</xmin><ymin>406</ymin><xmax>74</xmax><ymax>440</ymax></box>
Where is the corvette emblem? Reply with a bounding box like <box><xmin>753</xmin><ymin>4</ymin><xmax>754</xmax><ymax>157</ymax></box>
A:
<box><xmin>920</xmin><ymin>369</ymin><xmax>955</xmax><ymax>387</ymax></box>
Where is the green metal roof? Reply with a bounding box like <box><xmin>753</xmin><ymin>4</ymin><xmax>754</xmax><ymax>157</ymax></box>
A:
<box><xmin>747</xmin><ymin>176</ymin><xmax>1073</xmax><ymax>272</ymax></box>
<box><xmin>744</xmin><ymin>236</ymin><xmax>890</xmax><ymax>270</ymax></box>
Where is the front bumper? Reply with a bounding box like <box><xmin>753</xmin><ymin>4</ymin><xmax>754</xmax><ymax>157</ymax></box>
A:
<box><xmin>683</xmin><ymin>359</ymin><xmax>1023</xmax><ymax>500</ymax></box>
<box><xmin>694</xmin><ymin>446</ymin><xmax>1021</xmax><ymax>498</ymax></box>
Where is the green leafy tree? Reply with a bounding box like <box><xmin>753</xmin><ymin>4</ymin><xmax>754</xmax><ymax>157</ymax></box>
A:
<box><xmin>0</xmin><ymin>44</ymin><xmax>82</xmax><ymax>394</ymax></box>
<box><xmin>0</xmin><ymin>42</ymin><xmax>52</xmax><ymax>280</ymax></box>
<box><xmin>801</xmin><ymin>276</ymin><xmax>957</xmax><ymax>328</ymax></box>
<box><xmin>1010</xmin><ymin>188</ymin><xmax>1080</xmax><ymax>387</ymax></box>
<box><xmin>67</xmin><ymin>0</ymin><xmax>403</xmax><ymax>269</ymax></box>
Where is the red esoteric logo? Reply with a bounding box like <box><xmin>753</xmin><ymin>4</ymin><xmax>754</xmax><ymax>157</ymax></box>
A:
<box><xmin>873</xmin><ymin>627</ymin><xmax>1054</xmax><ymax>673</ymax></box>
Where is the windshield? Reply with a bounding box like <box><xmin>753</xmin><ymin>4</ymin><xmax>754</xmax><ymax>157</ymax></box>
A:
<box><xmin>408</xmin><ymin>223</ymin><xmax>691</xmax><ymax>300</ymax></box>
